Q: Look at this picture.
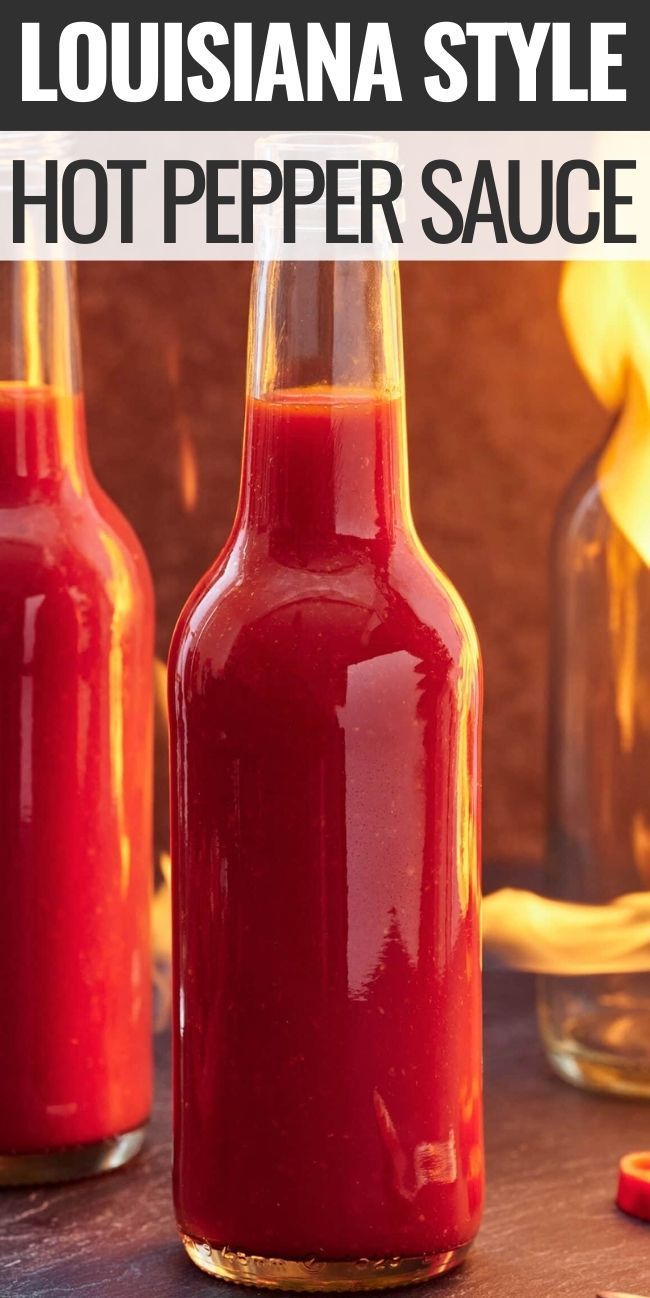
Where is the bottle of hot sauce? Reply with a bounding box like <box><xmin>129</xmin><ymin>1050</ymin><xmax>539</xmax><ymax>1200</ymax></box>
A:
<box><xmin>170</xmin><ymin>252</ymin><xmax>483</xmax><ymax>1288</ymax></box>
<box><xmin>0</xmin><ymin>262</ymin><xmax>153</xmax><ymax>1184</ymax></box>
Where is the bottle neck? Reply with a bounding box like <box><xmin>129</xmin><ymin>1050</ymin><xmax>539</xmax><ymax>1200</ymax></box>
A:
<box><xmin>237</xmin><ymin>260</ymin><xmax>411</xmax><ymax>553</ymax></box>
<box><xmin>0</xmin><ymin>262</ymin><xmax>88</xmax><ymax>498</ymax></box>
<box><xmin>597</xmin><ymin>368</ymin><xmax>650</xmax><ymax>565</ymax></box>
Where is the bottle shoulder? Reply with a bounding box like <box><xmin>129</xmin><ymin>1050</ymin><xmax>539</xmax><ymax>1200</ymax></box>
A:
<box><xmin>169</xmin><ymin>535</ymin><xmax>480</xmax><ymax>691</ymax></box>
<box><xmin>86</xmin><ymin>477</ymin><xmax>154</xmax><ymax>595</ymax></box>
<box><xmin>0</xmin><ymin>479</ymin><xmax>153</xmax><ymax>610</ymax></box>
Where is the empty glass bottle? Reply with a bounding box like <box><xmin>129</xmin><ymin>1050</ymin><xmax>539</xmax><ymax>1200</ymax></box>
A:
<box><xmin>539</xmin><ymin>369</ymin><xmax>650</xmax><ymax>1098</ymax></box>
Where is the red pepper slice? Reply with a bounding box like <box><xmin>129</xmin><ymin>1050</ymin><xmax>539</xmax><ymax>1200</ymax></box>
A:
<box><xmin>617</xmin><ymin>1152</ymin><xmax>650</xmax><ymax>1222</ymax></box>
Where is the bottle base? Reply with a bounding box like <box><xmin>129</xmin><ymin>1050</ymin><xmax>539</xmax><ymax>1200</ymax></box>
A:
<box><xmin>0</xmin><ymin>1123</ymin><xmax>147</xmax><ymax>1187</ymax></box>
<box><xmin>544</xmin><ymin>1041</ymin><xmax>650</xmax><ymax>1099</ymax></box>
<box><xmin>538</xmin><ymin>977</ymin><xmax>650</xmax><ymax>1099</ymax></box>
<box><xmin>181</xmin><ymin>1235</ymin><xmax>471</xmax><ymax>1291</ymax></box>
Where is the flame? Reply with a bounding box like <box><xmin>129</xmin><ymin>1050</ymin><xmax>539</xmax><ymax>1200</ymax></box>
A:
<box><xmin>166</xmin><ymin>338</ymin><xmax>199</xmax><ymax>514</ymax></box>
<box><xmin>483</xmin><ymin>889</ymin><xmax>650</xmax><ymax>975</ymax></box>
<box><xmin>154</xmin><ymin>655</ymin><xmax>168</xmax><ymax>719</ymax></box>
<box><xmin>152</xmin><ymin>849</ymin><xmax>172</xmax><ymax>1031</ymax></box>
<box><xmin>560</xmin><ymin>262</ymin><xmax>650</xmax><ymax>565</ymax></box>
<box><xmin>178</xmin><ymin>416</ymin><xmax>199</xmax><ymax>513</ymax></box>
<box><xmin>152</xmin><ymin>849</ymin><xmax>172</xmax><ymax>965</ymax></box>
<box><xmin>152</xmin><ymin>657</ymin><xmax>172</xmax><ymax>1029</ymax></box>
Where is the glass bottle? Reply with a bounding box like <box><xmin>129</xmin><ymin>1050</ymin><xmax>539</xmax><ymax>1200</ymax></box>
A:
<box><xmin>539</xmin><ymin>370</ymin><xmax>650</xmax><ymax>1097</ymax></box>
<box><xmin>169</xmin><ymin>249</ymin><xmax>483</xmax><ymax>1288</ymax></box>
<box><xmin>0</xmin><ymin>261</ymin><xmax>154</xmax><ymax>1183</ymax></box>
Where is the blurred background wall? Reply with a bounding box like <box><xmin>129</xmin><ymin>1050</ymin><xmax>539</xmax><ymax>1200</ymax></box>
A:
<box><xmin>78</xmin><ymin>261</ymin><xmax>607</xmax><ymax>866</ymax></box>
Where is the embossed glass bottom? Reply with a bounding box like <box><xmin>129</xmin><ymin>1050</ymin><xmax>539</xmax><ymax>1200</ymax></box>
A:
<box><xmin>0</xmin><ymin>1123</ymin><xmax>146</xmax><ymax>1186</ymax></box>
<box><xmin>182</xmin><ymin>1235</ymin><xmax>471</xmax><ymax>1291</ymax></box>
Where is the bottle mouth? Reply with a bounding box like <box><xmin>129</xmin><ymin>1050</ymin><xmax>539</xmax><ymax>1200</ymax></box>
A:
<box><xmin>256</xmin><ymin>132</ymin><xmax>399</xmax><ymax>194</ymax></box>
<box><xmin>253</xmin><ymin>131</ymin><xmax>403</xmax><ymax>246</ymax></box>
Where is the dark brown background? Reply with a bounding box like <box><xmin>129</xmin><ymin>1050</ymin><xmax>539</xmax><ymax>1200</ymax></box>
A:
<box><xmin>78</xmin><ymin>261</ymin><xmax>607</xmax><ymax>866</ymax></box>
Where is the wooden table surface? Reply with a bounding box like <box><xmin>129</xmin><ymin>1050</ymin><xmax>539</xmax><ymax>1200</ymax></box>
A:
<box><xmin>1</xmin><ymin>972</ymin><xmax>648</xmax><ymax>1298</ymax></box>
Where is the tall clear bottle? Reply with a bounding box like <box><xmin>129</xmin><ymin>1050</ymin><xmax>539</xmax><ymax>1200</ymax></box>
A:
<box><xmin>0</xmin><ymin>262</ymin><xmax>154</xmax><ymax>1182</ymax></box>
<box><xmin>170</xmin><ymin>243</ymin><xmax>483</xmax><ymax>1289</ymax></box>
<box><xmin>539</xmin><ymin>368</ymin><xmax>650</xmax><ymax>1097</ymax></box>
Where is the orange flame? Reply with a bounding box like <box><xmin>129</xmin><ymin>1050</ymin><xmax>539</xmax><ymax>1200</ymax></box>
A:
<box><xmin>152</xmin><ymin>849</ymin><xmax>172</xmax><ymax>1031</ymax></box>
<box><xmin>152</xmin><ymin>657</ymin><xmax>172</xmax><ymax>1030</ymax></box>
<box><xmin>483</xmin><ymin>889</ymin><xmax>650</xmax><ymax>975</ymax></box>
<box><xmin>178</xmin><ymin>417</ymin><xmax>199</xmax><ymax>513</ymax></box>
<box><xmin>560</xmin><ymin>262</ymin><xmax>650</xmax><ymax>565</ymax></box>
<box><xmin>166</xmin><ymin>338</ymin><xmax>199</xmax><ymax>514</ymax></box>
